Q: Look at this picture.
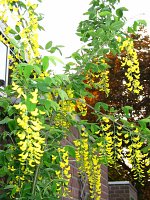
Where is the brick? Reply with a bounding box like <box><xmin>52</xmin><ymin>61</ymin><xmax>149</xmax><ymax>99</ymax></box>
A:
<box><xmin>101</xmin><ymin>185</ymin><xmax>109</xmax><ymax>194</ymax></box>
<box><xmin>120</xmin><ymin>185</ymin><xmax>129</xmax><ymax>190</ymax></box>
<box><xmin>101</xmin><ymin>177</ymin><xmax>108</xmax><ymax>186</ymax></box>
<box><xmin>101</xmin><ymin>165</ymin><xmax>108</xmax><ymax>172</ymax></box>
<box><xmin>110</xmin><ymin>193</ymin><xmax>119</xmax><ymax>198</ymax></box>
<box><xmin>124</xmin><ymin>189</ymin><xmax>129</xmax><ymax>193</ymax></box>
<box><xmin>117</xmin><ymin>189</ymin><xmax>125</xmax><ymax>193</ymax></box>
<box><xmin>70</xmin><ymin>126</ymin><xmax>79</xmax><ymax>138</ymax></box>
<box><xmin>101</xmin><ymin>191</ymin><xmax>109</xmax><ymax>199</ymax></box>
<box><xmin>70</xmin><ymin>177</ymin><xmax>80</xmax><ymax>189</ymax></box>
<box><xmin>71</xmin><ymin>188</ymin><xmax>80</xmax><ymax>199</ymax></box>
<box><xmin>110</xmin><ymin>186</ymin><xmax>118</xmax><ymax>190</ymax></box>
<box><xmin>73</xmin><ymin>167</ymin><xmax>78</xmax><ymax>177</ymax></box>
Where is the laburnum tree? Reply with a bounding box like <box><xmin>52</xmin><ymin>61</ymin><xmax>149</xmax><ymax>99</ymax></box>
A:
<box><xmin>0</xmin><ymin>0</ymin><xmax>150</xmax><ymax>200</ymax></box>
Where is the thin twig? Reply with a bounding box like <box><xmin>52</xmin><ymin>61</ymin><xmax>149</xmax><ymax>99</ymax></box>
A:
<box><xmin>32</xmin><ymin>164</ymin><xmax>40</xmax><ymax>195</ymax></box>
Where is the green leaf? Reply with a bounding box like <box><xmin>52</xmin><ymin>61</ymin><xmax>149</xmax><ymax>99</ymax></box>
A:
<box><xmin>8</xmin><ymin>106</ymin><xmax>15</xmax><ymax>116</ymax></box>
<box><xmin>49</xmin><ymin>100</ymin><xmax>60</xmax><ymax>111</ymax></box>
<box><xmin>23</xmin><ymin>183</ymin><xmax>32</xmax><ymax>191</ymax></box>
<box><xmin>24</xmin><ymin>65</ymin><xmax>33</xmax><ymax>79</ymax></box>
<box><xmin>9</xmin><ymin>29</ymin><xmax>17</xmax><ymax>34</ymax></box>
<box><xmin>110</xmin><ymin>21</ymin><xmax>124</xmax><ymax>31</ymax></box>
<box><xmin>49</xmin><ymin>56</ymin><xmax>64</xmax><ymax>65</ymax></box>
<box><xmin>20</xmin><ymin>49</ymin><xmax>25</xmax><ymax>60</ymax></box>
<box><xmin>42</xmin><ymin>56</ymin><xmax>49</xmax><ymax>71</ymax></box>
<box><xmin>42</xmin><ymin>99</ymin><xmax>51</xmax><ymax>110</ymax></box>
<box><xmin>8</xmin><ymin>120</ymin><xmax>17</xmax><ymax>131</ymax></box>
<box><xmin>39</xmin><ymin>99</ymin><xmax>59</xmax><ymax>111</ymax></box>
<box><xmin>18</xmin><ymin>1</ymin><xmax>26</xmax><ymax>9</ymax></box>
<box><xmin>128</xmin><ymin>27</ymin><xmax>134</xmax><ymax>33</ymax></box>
<box><xmin>65</xmin><ymin>62</ymin><xmax>75</xmax><ymax>72</ymax></box>
<box><xmin>71</xmin><ymin>52</ymin><xmax>81</xmax><ymax>60</ymax></box>
<box><xmin>133</xmin><ymin>21</ymin><xmax>138</xmax><ymax>31</ymax></box>
<box><xmin>25</xmin><ymin>98</ymin><xmax>36</xmax><ymax>111</ymax></box>
<box><xmin>136</xmin><ymin>19</ymin><xmax>147</xmax><ymax>26</ymax></box>
<box><xmin>4</xmin><ymin>185</ymin><xmax>14</xmax><ymax>190</ymax></box>
<box><xmin>116</xmin><ymin>7</ymin><xmax>128</xmax><ymax>18</ymax></box>
<box><xmin>11</xmin><ymin>185</ymin><xmax>18</xmax><ymax>196</ymax></box>
<box><xmin>85</xmin><ymin>63</ymin><xmax>98</xmax><ymax>72</ymax></box>
<box><xmin>0</xmin><ymin>166</ymin><xmax>8</xmax><ymax>177</ymax></box>
<box><xmin>9</xmin><ymin>38</ymin><xmax>19</xmax><ymax>48</ymax></box>
<box><xmin>33</xmin><ymin>65</ymin><xmax>41</xmax><ymax>75</ymax></box>
<box><xmin>0</xmin><ymin>100</ymin><xmax>9</xmax><ymax>109</ymax></box>
<box><xmin>99</xmin><ymin>11</ymin><xmax>111</xmax><ymax>17</ymax></box>
<box><xmin>45</xmin><ymin>41</ymin><xmax>52</xmax><ymax>50</ymax></box>
<box><xmin>19</xmin><ymin>63</ymin><xmax>32</xmax><ymax>75</ymax></box>
<box><xmin>94</xmin><ymin>102</ymin><xmax>109</xmax><ymax>111</ymax></box>
<box><xmin>38</xmin><ymin>24</ymin><xmax>45</xmax><ymax>31</ymax></box>
<box><xmin>48</xmin><ymin>56</ymin><xmax>56</xmax><ymax>66</ymax></box>
<box><xmin>116</xmin><ymin>9</ymin><xmax>123</xmax><ymax>18</ymax></box>
<box><xmin>122</xmin><ymin>106</ymin><xmax>133</xmax><ymax>118</ymax></box>
<box><xmin>51</xmin><ymin>181</ymin><xmax>57</xmax><ymax>194</ymax></box>
<box><xmin>49</xmin><ymin>47</ymin><xmax>57</xmax><ymax>53</ymax></box>
<box><xmin>64</xmin><ymin>145</ymin><xmax>76</xmax><ymax>158</ymax></box>
<box><xmin>15</xmin><ymin>25</ymin><xmax>20</xmax><ymax>33</ymax></box>
<box><xmin>141</xmin><ymin>146</ymin><xmax>149</xmax><ymax>154</ymax></box>
<box><xmin>15</xmin><ymin>35</ymin><xmax>21</xmax><ymax>40</ymax></box>
<box><xmin>139</xmin><ymin>118</ymin><xmax>150</xmax><ymax>130</ymax></box>
<box><xmin>58</xmin><ymin>89</ymin><xmax>68</xmax><ymax>101</ymax></box>
<box><xmin>0</xmin><ymin>117</ymin><xmax>12</xmax><ymax>125</ymax></box>
<box><xmin>96</xmin><ymin>28</ymin><xmax>106</xmax><ymax>40</ymax></box>
<box><xmin>37</xmin><ymin>81</ymin><xmax>49</xmax><ymax>92</ymax></box>
<box><xmin>39</xmin><ymin>45</ymin><xmax>44</xmax><ymax>50</ymax></box>
<box><xmin>99</xmin><ymin>63</ymin><xmax>109</xmax><ymax>71</ymax></box>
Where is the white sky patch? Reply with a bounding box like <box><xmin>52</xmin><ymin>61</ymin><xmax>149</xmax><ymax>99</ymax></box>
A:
<box><xmin>39</xmin><ymin>0</ymin><xmax>90</xmax><ymax>57</ymax></box>
<box><xmin>120</xmin><ymin>0</ymin><xmax>150</xmax><ymax>31</ymax></box>
<box><xmin>38</xmin><ymin>0</ymin><xmax>90</xmax><ymax>73</ymax></box>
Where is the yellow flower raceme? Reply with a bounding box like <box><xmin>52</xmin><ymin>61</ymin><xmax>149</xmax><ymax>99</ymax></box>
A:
<box><xmin>120</xmin><ymin>38</ymin><xmax>142</xmax><ymax>94</ymax></box>
<box><xmin>76</xmin><ymin>98</ymin><xmax>87</xmax><ymax>116</ymax></box>
<box><xmin>74</xmin><ymin>130</ymin><xmax>101</xmax><ymax>200</ymax></box>
<box><xmin>12</xmin><ymin>82</ymin><xmax>27</xmax><ymax>99</ymax></box>
<box><xmin>86</xmin><ymin>58</ymin><xmax>110</xmax><ymax>95</ymax></box>
<box><xmin>56</xmin><ymin>148</ymin><xmax>71</xmax><ymax>197</ymax></box>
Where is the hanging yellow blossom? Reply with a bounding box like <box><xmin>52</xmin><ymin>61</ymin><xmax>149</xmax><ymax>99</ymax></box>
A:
<box><xmin>120</xmin><ymin>38</ymin><xmax>143</xmax><ymax>94</ymax></box>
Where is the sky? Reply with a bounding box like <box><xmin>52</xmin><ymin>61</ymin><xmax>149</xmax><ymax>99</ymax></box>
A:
<box><xmin>38</xmin><ymin>0</ymin><xmax>150</xmax><ymax>73</ymax></box>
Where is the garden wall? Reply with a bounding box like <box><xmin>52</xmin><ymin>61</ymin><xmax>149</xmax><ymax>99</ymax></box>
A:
<box><xmin>108</xmin><ymin>181</ymin><xmax>138</xmax><ymax>200</ymax></box>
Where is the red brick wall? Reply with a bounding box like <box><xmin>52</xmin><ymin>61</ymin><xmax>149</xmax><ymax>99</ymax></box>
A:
<box><xmin>101</xmin><ymin>165</ymin><xmax>109</xmax><ymax>200</ymax></box>
<box><xmin>108</xmin><ymin>181</ymin><xmax>138</xmax><ymax>200</ymax></box>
